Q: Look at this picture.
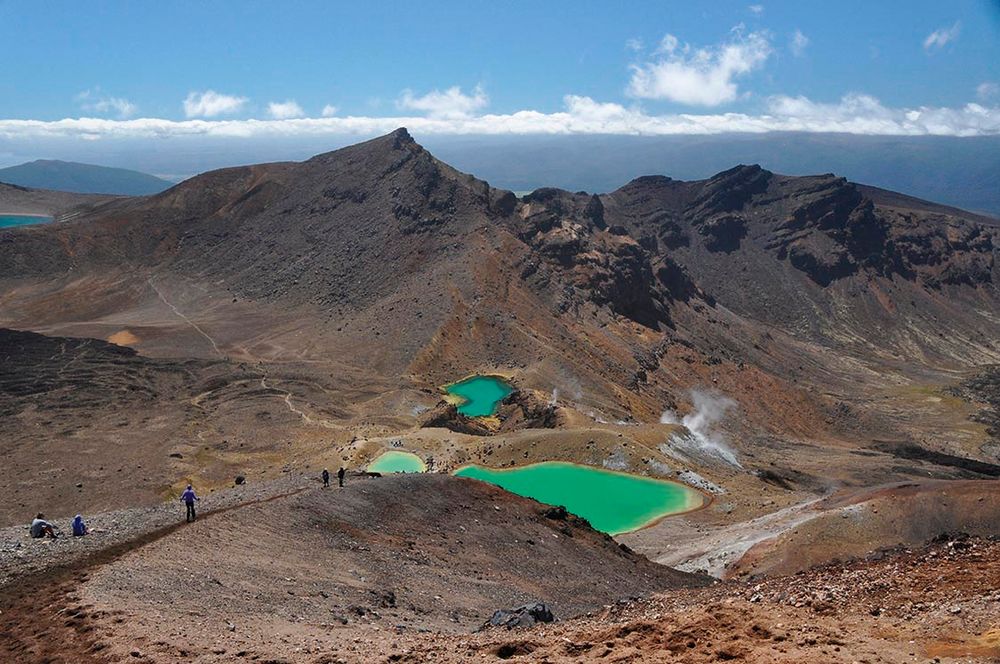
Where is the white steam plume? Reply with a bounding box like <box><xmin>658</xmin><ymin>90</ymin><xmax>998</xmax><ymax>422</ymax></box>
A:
<box><xmin>660</xmin><ymin>389</ymin><xmax>741</xmax><ymax>467</ymax></box>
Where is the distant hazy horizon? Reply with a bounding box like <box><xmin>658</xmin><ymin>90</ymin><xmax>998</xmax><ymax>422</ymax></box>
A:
<box><xmin>3</xmin><ymin>132</ymin><xmax>997</xmax><ymax>216</ymax></box>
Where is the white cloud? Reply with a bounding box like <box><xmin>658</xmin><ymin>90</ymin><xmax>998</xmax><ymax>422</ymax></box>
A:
<box><xmin>2</xmin><ymin>93</ymin><xmax>998</xmax><ymax>140</ymax></box>
<box><xmin>625</xmin><ymin>37</ymin><xmax>643</xmax><ymax>52</ymax></box>
<box><xmin>977</xmin><ymin>82</ymin><xmax>999</xmax><ymax>101</ymax></box>
<box><xmin>183</xmin><ymin>90</ymin><xmax>248</xmax><ymax>118</ymax></box>
<box><xmin>923</xmin><ymin>21</ymin><xmax>960</xmax><ymax>51</ymax></box>
<box><xmin>790</xmin><ymin>30</ymin><xmax>809</xmax><ymax>57</ymax></box>
<box><xmin>75</xmin><ymin>89</ymin><xmax>136</xmax><ymax>119</ymax></box>
<box><xmin>764</xmin><ymin>93</ymin><xmax>1000</xmax><ymax>136</ymax></box>
<box><xmin>748</xmin><ymin>4</ymin><xmax>764</xmax><ymax>14</ymax></box>
<box><xmin>654</xmin><ymin>34</ymin><xmax>680</xmax><ymax>56</ymax></box>
<box><xmin>627</xmin><ymin>29</ymin><xmax>772</xmax><ymax>106</ymax></box>
<box><xmin>267</xmin><ymin>100</ymin><xmax>305</xmax><ymax>119</ymax></box>
<box><xmin>397</xmin><ymin>84</ymin><xmax>488</xmax><ymax>119</ymax></box>
<box><xmin>321</xmin><ymin>104</ymin><xmax>339</xmax><ymax>117</ymax></box>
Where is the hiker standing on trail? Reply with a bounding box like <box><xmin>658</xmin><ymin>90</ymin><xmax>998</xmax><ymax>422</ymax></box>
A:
<box><xmin>337</xmin><ymin>467</ymin><xmax>346</xmax><ymax>488</ymax></box>
<box><xmin>322</xmin><ymin>468</ymin><xmax>330</xmax><ymax>488</ymax></box>
<box><xmin>181</xmin><ymin>484</ymin><xmax>200</xmax><ymax>522</ymax></box>
<box><xmin>30</xmin><ymin>513</ymin><xmax>56</xmax><ymax>539</ymax></box>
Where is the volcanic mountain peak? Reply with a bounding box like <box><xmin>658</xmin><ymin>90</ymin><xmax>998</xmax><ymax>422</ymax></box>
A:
<box><xmin>302</xmin><ymin>126</ymin><xmax>481</xmax><ymax>190</ymax></box>
<box><xmin>1</xmin><ymin>130</ymin><xmax>997</xmax><ymax>375</ymax></box>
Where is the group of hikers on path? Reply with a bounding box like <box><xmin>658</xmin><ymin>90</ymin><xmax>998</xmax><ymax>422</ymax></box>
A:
<box><xmin>30</xmin><ymin>467</ymin><xmax>348</xmax><ymax>538</ymax></box>
<box><xmin>29</xmin><ymin>513</ymin><xmax>91</xmax><ymax>539</ymax></box>
<box><xmin>322</xmin><ymin>467</ymin><xmax>346</xmax><ymax>488</ymax></box>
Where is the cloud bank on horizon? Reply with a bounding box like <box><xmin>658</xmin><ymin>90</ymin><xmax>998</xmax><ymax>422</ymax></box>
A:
<box><xmin>2</xmin><ymin>91</ymin><xmax>997</xmax><ymax>140</ymax></box>
<box><xmin>3</xmin><ymin>18</ymin><xmax>998</xmax><ymax>140</ymax></box>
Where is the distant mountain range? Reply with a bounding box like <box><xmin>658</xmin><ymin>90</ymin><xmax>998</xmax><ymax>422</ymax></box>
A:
<box><xmin>2</xmin><ymin>133</ymin><xmax>997</xmax><ymax>214</ymax></box>
<box><xmin>0</xmin><ymin>159</ymin><xmax>173</xmax><ymax>196</ymax></box>
<box><xmin>423</xmin><ymin>133</ymin><xmax>1000</xmax><ymax>218</ymax></box>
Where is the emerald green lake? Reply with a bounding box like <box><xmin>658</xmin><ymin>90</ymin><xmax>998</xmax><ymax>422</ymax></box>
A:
<box><xmin>453</xmin><ymin>462</ymin><xmax>703</xmax><ymax>535</ymax></box>
<box><xmin>368</xmin><ymin>450</ymin><xmax>426</xmax><ymax>474</ymax></box>
<box><xmin>0</xmin><ymin>214</ymin><xmax>52</xmax><ymax>228</ymax></box>
<box><xmin>445</xmin><ymin>375</ymin><xmax>514</xmax><ymax>417</ymax></box>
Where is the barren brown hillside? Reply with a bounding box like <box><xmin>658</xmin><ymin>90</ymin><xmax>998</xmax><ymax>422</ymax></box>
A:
<box><xmin>1</xmin><ymin>130</ymin><xmax>999</xmax><ymax>662</ymax></box>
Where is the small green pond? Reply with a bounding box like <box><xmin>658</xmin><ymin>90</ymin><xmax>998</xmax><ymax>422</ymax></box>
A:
<box><xmin>453</xmin><ymin>462</ymin><xmax>703</xmax><ymax>535</ymax></box>
<box><xmin>368</xmin><ymin>450</ymin><xmax>426</xmax><ymax>474</ymax></box>
<box><xmin>0</xmin><ymin>214</ymin><xmax>52</xmax><ymax>228</ymax></box>
<box><xmin>444</xmin><ymin>375</ymin><xmax>514</xmax><ymax>417</ymax></box>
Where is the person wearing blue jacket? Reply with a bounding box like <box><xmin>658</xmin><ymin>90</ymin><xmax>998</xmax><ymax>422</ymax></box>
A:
<box><xmin>72</xmin><ymin>514</ymin><xmax>90</xmax><ymax>536</ymax></box>
<box><xmin>180</xmin><ymin>485</ymin><xmax>199</xmax><ymax>522</ymax></box>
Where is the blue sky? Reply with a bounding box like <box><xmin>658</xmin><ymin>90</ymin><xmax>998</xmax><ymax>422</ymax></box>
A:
<box><xmin>0</xmin><ymin>0</ymin><xmax>998</xmax><ymax>141</ymax></box>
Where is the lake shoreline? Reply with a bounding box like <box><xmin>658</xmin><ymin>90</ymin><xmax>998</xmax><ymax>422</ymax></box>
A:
<box><xmin>454</xmin><ymin>460</ymin><xmax>712</xmax><ymax>535</ymax></box>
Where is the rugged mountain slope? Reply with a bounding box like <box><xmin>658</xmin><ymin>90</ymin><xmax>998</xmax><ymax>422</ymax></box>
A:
<box><xmin>603</xmin><ymin>166</ymin><xmax>999</xmax><ymax>350</ymax></box>
<box><xmin>1</xmin><ymin>128</ymin><xmax>999</xmax><ymax>528</ymax></box>
<box><xmin>401</xmin><ymin>533</ymin><xmax>1000</xmax><ymax>663</ymax></box>
<box><xmin>424</xmin><ymin>133</ymin><xmax>1000</xmax><ymax>217</ymax></box>
<box><xmin>4</xmin><ymin>130</ymin><xmax>995</xmax><ymax>372</ymax></box>
<box><xmin>0</xmin><ymin>474</ymin><xmax>708</xmax><ymax>664</ymax></box>
<box><xmin>0</xmin><ymin>327</ymin><xmax>345</xmax><ymax>525</ymax></box>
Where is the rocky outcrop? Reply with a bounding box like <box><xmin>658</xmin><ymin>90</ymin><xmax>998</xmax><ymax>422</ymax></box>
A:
<box><xmin>887</xmin><ymin>211</ymin><xmax>997</xmax><ymax>287</ymax></box>
<box><xmin>420</xmin><ymin>403</ymin><xmax>495</xmax><ymax>436</ymax></box>
<box><xmin>513</xmin><ymin>188</ymin><xmax>698</xmax><ymax>328</ymax></box>
<box><xmin>495</xmin><ymin>390</ymin><xmax>561</xmax><ymax>432</ymax></box>
<box><xmin>688</xmin><ymin>164</ymin><xmax>772</xmax><ymax>218</ymax></box>
<box><xmin>764</xmin><ymin>176</ymin><xmax>896</xmax><ymax>284</ymax></box>
<box><xmin>484</xmin><ymin>602</ymin><xmax>555</xmax><ymax>630</ymax></box>
<box><xmin>420</xmin><ymin>389</ymin><xmax>560</xmax><ymax>436</ymax></box>
<box><xmin>697</xmin><ymin>213</ymin><xmax>747</xmax><ymax>253</ymax></box>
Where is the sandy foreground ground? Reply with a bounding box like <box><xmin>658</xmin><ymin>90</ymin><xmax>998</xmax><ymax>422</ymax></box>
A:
<box><xmin>0</xmin><ymin>470</ymin><xmax>998</xmax><ymax>663</ymax></box>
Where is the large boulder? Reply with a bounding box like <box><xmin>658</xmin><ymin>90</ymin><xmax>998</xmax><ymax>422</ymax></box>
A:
<box><xmin>484</xmin><ymin>602</ymin><xmax>555</xmax><ymax>630</ymax></box>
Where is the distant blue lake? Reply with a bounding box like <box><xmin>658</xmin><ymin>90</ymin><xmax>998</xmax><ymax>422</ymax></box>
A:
<box><xmin>0</xmin><ymin>214</ymin><xmax>52</xmax><ymax>228</ymax></box>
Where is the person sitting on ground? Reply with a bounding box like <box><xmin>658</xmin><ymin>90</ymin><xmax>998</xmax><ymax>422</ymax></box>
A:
<box><xmin>180</xmin><ymin>484</ymin><xmax>200</xmax><ymax>522</ymax></box>
<box><xmin>322</xmin><ymin>468</ymin><xmax>330</xmax><ymax>488</ymax></box>
<box><xmin>30</xmin><ymin>513</ymin><xmax>56</xmax><ymax>539</ymax></box>
<box><xmin>72</xmin><ymin>514</ymin><xmax>90</xmax><ymax>537</ymax></box>
<box><xmin>337</xmin><ymin>466</ymin><xmax>346</xmax><ymax>487</ymax></box>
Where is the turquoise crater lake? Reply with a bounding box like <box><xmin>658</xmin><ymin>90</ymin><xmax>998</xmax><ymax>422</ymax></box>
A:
<box><xmin>454</xmin><ymin>461</ymin><xmax>704</xmax><ymax>535</ymax></box>
<box><xmin>0</xmin><ymin>214</ymin><xmax>52</xmax><ymax>228</ymax></box>
<box><xmin>368</xmin><ymin>450</ymin><xmax>426</xmax><ymax>474</ymax></box>
<box><xmin>444</xmin><ymin>375</ymin><xmax>514</xmax><ymax>417</ymax></box>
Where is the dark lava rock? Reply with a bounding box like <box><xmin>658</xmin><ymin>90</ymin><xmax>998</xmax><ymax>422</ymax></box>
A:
<box><xmin>787</xmin><ymin>238</ymin><xmax>855</xmax><ymax>286</ymax></box>
<box><xmin>485</xmin><ymin>602</ymin><xmax>555</xmax><ymax>630</ymax></box>
<box><xmin>872</xmin><ymin>440</ymin><xmax>1000</xmax><ymax>477</ymax></box>
<box><xmin>697</xmin><ymin>214</ymin><xmax>747</xmax><ymax>253</ymax></box>
<box><xmin>369</xmin><ymin>588</ymin><xmax>396</xmax><ymax>608</ymax></box>
<box><xmin>543</xmin><ymin>505</ymin><xmax>568</xmax><ymax>521</ymax></box>
<box><xmin>420</xmin><ymin>388</ymin><xmax>560</xmax><ymax>436</ymax></box>
<box><xmin>420</xmin><ymin>403</ymin><xmax>494</xmax><ymax>436</ymax></box>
